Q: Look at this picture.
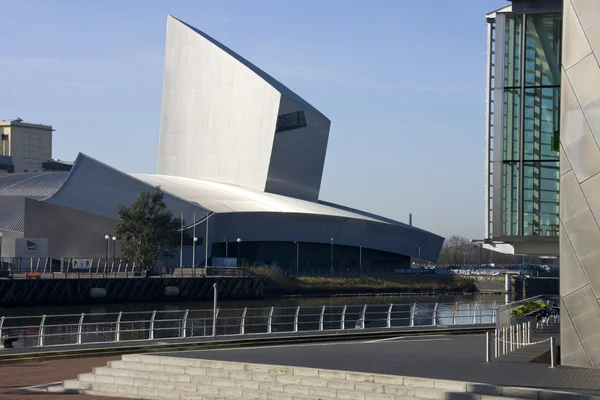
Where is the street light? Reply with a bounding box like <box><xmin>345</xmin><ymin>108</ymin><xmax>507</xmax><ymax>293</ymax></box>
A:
<box><xmin>192</xmin><ymin>237</ymin><xmax>198</xmax><ymax>274</ymax></box>
<box><xmin>358</xmin><ymin>243</ymin><xmax>362</xmax><ymax>275</ymax></box>
<box><xmin>236</xmin><ymin>238</ymin><xmax>241</xmax><ymax>268</ymax></box>
<box><xmin>111</xmin><ymin>236</ymin><xmax>117</xmax><ymax>271</ymax></box>
<box><xmin>330</xmin><ymin>238</ymin><xmax>334</xmax><ymax>275</ymax></box>
<box><xmin>294</xmin><ymin>241</ymin><xmax>299</xmax><ymax>276</ymax></box>
<box><xmin>104</xmin><ymin>234</ymin><xmax>110</xmax><ymax>276</ymax></box>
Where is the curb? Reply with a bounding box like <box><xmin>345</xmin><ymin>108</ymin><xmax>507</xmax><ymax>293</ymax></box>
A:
<box><xmin>0</xmin><ymin>325</ymin><xmax>493</xmax><ymax>363</ymax></box>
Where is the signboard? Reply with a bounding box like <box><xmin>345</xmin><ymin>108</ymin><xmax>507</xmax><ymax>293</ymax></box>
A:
<box><xmin>72</xmin><ymin>259</ymin><xmax>92</xmax><ymax>271</ymax></box>
<box><xmin>15</xmin><ymin>238</ymin><xmax>48</xmax><ymax>258</ymax></box>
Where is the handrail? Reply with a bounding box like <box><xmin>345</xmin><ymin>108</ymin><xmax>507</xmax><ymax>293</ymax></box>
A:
<box><xmin>0</xmin><ymin>301</ymin><xmax>498</xmax><ymax>349</ymax></box>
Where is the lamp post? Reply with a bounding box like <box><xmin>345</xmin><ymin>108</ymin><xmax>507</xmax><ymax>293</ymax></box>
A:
<box><xmin>111</xmin><ymin>236</ymin><xmax>116</xmax><ymax>272</ymax></box>
<box><xmin>104</xmin><ymin>235</ymin><xmax>110</xmax><ymax>276</ymax></box>
<box><xmin>193</xmin><ymin>237</ymin><xmax>198</xmax><ymax>275</ymax></box>
<box><xmin>358</xmin><ymin>243</ymin><xmax>362</xmax><ymax>275</ymax></box>
<box><xmin>295</xmin><ymin>241</ymin><xmax>299</xmax><ymax>276</ymax></box>
<box><xmin>192</xmin><ymin>212</ymin><xmax>196</xmax><ymax>276</ymax></box>
<box><xmin>330</xmin><ymin>238</ymin><xmax>334</xmax><ymax>275</ymax></box>
<box><xmin>236</xmin><ymin>238</ymin><xmax>241</xmax><ymax>268</ymax></box>
<box><xmin>179</xmin><ymin>213</ymin><xmax>184</xmax><ymax>270</ymax></box>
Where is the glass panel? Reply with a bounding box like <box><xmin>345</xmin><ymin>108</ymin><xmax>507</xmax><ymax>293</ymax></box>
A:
<box><xmin>504</xmin><ymin>15</ymin><xmax>522</xmax><ymax>88</ymax></box>
<box><xmin>524</xmin><ymin>14</ymin><xmax>562</xmax><ymax>86</ymax></box>
<box><xmin>522</xmin><ymin>161</ymin><xmax>559</xmax><ymax>237</ymax></box>
<box><xmin>502</xmin><ymin>162</ymin><xmax>520</xmax><ymax>236</ymax></box>
<box><xmin>523</xmin><ymin>87</ymin><xmax>560</xmax><ymax>160</ymax></box>
<box><xmin>503</xmin><ymin>89</ymin><xmax>520</xmax><ymax>161</ymax></box>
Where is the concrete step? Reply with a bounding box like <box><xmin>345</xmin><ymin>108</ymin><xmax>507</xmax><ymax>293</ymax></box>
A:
<box><xmin>58</xmin><ymin>354</ymin><xmax>600</xmax><ymax>400</ymax></box>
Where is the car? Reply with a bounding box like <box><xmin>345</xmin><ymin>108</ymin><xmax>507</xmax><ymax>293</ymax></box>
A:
<box><xmin>25</xmin><ymin>270</ymin><xmax>41</xmax><ymax>279</ymax></box>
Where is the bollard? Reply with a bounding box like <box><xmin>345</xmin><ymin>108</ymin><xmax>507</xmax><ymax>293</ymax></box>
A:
<box><xmin>485</xmin><ymin>331</ymin><xmax>491</xmax><ymax>363</ymax></box>
<box><xmin>510</xmin><ymin>325</ymin><xmax>514</xmax><ymax>352</ymax></box>
<box><xmin>516</xmin><ymin>324</ymin><xmax>520</xmax><ymax>349</ymax></box>
<box><xmin>527</xmin><ymin>321</ymin><xmax>531</xmax><ymax>345</ymax></box>
<box><xmin>502</xmin><ymin>326</ymin><xmax>506</xmax><ymax>355</ymax></box>
<box><xmin>550</xmin><ymin>336</ymin><xmax>556</xmax><ymax>368</ymax></box>
<box><xmin>494</xmin><ymin>328</ymin><xmax>499</xmax><ymax>358</ymax></box>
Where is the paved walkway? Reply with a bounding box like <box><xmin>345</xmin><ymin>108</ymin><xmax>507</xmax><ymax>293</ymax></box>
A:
<box><xmin>157</xmin><ymin>333</ymin><xmax>600</xmax><ymax>395</ymax></box>
<box><xmin>0</xmin><ymin>356</ymin><xmax>119</xmax><ymax>400</ymax></box>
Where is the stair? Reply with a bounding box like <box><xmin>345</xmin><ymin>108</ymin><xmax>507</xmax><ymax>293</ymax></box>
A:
<box><xmin>50</xmin><ymin>354</ymin><xmax>599</xmax><ymax>400</ymax></box>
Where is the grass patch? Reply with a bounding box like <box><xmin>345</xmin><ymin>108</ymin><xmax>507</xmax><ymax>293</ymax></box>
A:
<box><xmin>249</xmin><ymin>266</ymin><xmax>478</xmax><ymax>295</ymax></box>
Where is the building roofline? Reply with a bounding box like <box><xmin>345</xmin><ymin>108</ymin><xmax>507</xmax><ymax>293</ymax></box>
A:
<box><xmin>0</xmin><ymin>119</ymin><xmax>54</xmax><ymax>130</ymax></box>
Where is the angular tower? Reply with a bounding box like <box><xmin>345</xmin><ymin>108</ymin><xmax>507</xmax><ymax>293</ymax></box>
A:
<box><xmin>157</xmin><ymin>16</ymin><xmax>330</xmax><ymax>202</ymax></box>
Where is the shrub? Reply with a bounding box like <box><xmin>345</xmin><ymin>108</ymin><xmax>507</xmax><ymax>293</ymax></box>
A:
<box><xmin>511</xmin><ymin>300</ymin><xmax>549</xmax><ymax>317</ymax></box>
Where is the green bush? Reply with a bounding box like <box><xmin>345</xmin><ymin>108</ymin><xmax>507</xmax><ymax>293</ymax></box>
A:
<box><xmin>511</xmin><ymin>300</ymin><xmax>549</xmax><ymax>317</ymax></box>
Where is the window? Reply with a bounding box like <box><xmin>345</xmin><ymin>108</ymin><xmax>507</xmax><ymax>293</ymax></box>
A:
<box><xmin>275</xmin><ymin>111</ymin><xmax>307</xmax><ymax>133</ymax></box>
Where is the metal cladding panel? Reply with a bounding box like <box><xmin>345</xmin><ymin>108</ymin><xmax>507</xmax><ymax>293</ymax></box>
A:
<box><xmin>45</xmin><ymin>154</ymin><xmax>208</xmax><ymax>223</ymax></box>
<box><xmin>157</xmin><ymin>16</ymin><xmax>281</xmax><ymax>193</ymax></box>
<box><xmin>211</xmin><ymin>212</ymin><xmax>443</xmax><ymax>261</ymax></box>
<box><xmin>265</xmin><ymin>95</ymin><xmax>330</xmax><ymax>201</ymax></box>
<box><xmin>0</xmin><ymin>196</ymin><xmax>26</xmax><ymax>232</ymax></box>
<box><xmin>24</xmin><ymin>198</ymin><xmax>119</xmax><ymax>258</ymax></box>
<box><xmin>560</xmin><ymin>0</ymin><xmax>600</xmax><ymax>369</ymax></box>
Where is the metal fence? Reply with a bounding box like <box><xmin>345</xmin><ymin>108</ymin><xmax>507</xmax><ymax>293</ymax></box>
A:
<box><xmin>0</xmin><ymin>302</ymin><xmax>497</xmax><ymax>349</ymax></box>
<box><xmin>495</xmin><ymin>295</ymin><xmax>560</xmax><ymax>330</ymax></box>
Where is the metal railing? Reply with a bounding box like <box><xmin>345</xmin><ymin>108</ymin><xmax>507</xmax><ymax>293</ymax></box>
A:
<box><xmin>0</xmin><ymin>302</ymin><xmax>497</xmax><ymax>349</ymax></box>
<box><xmin>495</xmin><ymin>295</ymin><xmax>559</xmax><ymax>330</ymax></box>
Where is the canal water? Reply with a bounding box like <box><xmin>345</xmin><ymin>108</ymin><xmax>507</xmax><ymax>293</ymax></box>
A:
<box><xmin>0</xmin><ymin>293</ymin><xmax>504</xmax><ymax>317</ymax></box>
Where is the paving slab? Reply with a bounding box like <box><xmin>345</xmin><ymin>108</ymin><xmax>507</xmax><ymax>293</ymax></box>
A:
<box><xmin>155</xmin><ymin>334</ymin><xmax>600</xmax><ymax>395</ymax></box>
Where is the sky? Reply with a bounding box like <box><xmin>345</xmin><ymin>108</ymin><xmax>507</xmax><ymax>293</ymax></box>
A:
<box><xmin>0</xmin><ymin>0</ymin><xmax>504</xmax><ymax>239</ymax></box>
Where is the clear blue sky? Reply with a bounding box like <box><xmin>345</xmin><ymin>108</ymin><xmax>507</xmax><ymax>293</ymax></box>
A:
<box><xmin>0</xmin><ymin>0</ymin><xmax>503</xmax><ymax>239</ymax></box>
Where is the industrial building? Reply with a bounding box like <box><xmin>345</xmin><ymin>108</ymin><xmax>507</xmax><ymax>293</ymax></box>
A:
<box><xmin>484</xmin><ymin>0</ymin><xmax>600</xmax><ymax>368</ymax></box>
<box><xmin>0</xmin><ymin>16</ymin><xmax>443</xmax><ymax>276</ymax></box>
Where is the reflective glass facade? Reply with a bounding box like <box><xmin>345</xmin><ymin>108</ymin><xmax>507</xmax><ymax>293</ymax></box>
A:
<box><xmin>498</xmin><ymin>13</ymin><xmax>561</xmax><ymax>237</ymax></box>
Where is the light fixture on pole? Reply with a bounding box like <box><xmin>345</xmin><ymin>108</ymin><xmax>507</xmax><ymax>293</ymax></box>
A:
<box><xmin>236</xmin><ymin>238</ymin><xmax>241</xmax><ymax>268</ymax></box>
<box><xmin>104</xmin><ymin>235</ymin><xmax>110</xmax><ymax>276</ymax></box>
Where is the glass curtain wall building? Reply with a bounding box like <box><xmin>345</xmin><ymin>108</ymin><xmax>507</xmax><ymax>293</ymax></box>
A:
<box><xmin>485</xmin><ymin>2</ymin><xmax>562</xmax><ymax>255</ymax></box>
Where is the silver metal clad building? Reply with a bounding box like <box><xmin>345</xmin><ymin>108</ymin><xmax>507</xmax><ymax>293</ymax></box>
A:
<box><xmin>0</xmin><ymin>16</ymin><xmax>444</xmax><ymax>275</ymax></box>
<box><xmin>157</xmin><ymin>16</ymin><xmax>330</xmax><ymax>202</ymax></box>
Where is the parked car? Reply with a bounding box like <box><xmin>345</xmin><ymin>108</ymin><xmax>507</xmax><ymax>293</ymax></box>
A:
<box><xmin>25</xmin><ymin>270</ymin><xmax>41</xmax><ymax>279</ymax></box>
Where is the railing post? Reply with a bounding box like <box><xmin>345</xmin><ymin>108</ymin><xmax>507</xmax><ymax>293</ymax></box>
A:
<box><xmin>472</xmin><ymin>302</ymin><xmax>477</xmax><ymax>324</ymax></box>
<box><xmin>492</xmin><ymin>308</ymin><xmax>496</xmax><ymax>324</ymax></box>
<box><xmin>0</xmin><ymin>316</ymin><xmax>4</xmax><ymax>341</ymax></box>
<box><xmin>510</xmin><ymin>325</ymin><xmax>514</xmax><ymax>352</ymax></box>
<box><xmin>340</xmin><ymin>305</ymin><xmax>346</xmax><ymax>330</ymax></box>
<box><xmin>502</xmin><ymin>326</ymin><xmax>506</xmax><ymax>355</ymax></box>
<box><xmin>453</xmin><ymin>302</ymin><xmax>457</xmax><ymax>325</ymax></box>
<box><xmin>149</xmin><ymin>310</ymin><xmax>156</xmax><ymax>340</ymax></box>
<box><xmin>517</xmin><ymin>323</ymin><xmax>521</xmax><ymax>348</ymax></box>
<box><xmin>294</xmin><ymin>306</ymin><xmax>300</xmax><ymax>332</ymax></box>
<box><xmin>76</xmin><ymin>313</ymin><xmax>85</xmax><ymax>344</ymax></box>
<box><xmin>267</xmin><ymin>307</ymin><xmax>275</xmax><ymax>334</ymax></box>
<box><xmin>410</xmin><ymin>303</ymin><xmax>416</xmax><ymax>327</ymax></box>
<box><xmin>38</xmin><ymin>315</ymin><xmax>46</xmax><ymax>347</ymax></box>
<box><xmin>181</xmin><ymin>309</ymin><xmax>189</xmax><ymax>338</ymax></box>
<box><xmin>319</xmin><ymin>306</ymin><xmax>326</xmax><ymax>331</ymax></box>
<box><xmin>386</xmin><ymin>303</ymin><xmax>393</xmax><ymax>328</ymax></box>
<box><xmin>432</xmin><ymin>303</ymin><xmax>438</xmax><ymax>326</ymax></box>
<box><xmin>115</xmin><ymin>312</ymin><xmax>122</xmax><ymax>342</ymax></box>
<box><xmin>240</xmin><ymin>308</ymin><xmax>247</xmax><ymax>335</ymax></box>
<box><xmin>550</xmin><ymin>336</ymin><xmax>556</xmax><ymax>368</ymax></box>
<box><xmin>527</xmin><ymin>321</ymin><xmax>531</xmax><ymax>345</ymax></box>
<box><xmin>360</xmin><ymin>304</ymin><xmax>367</xmax><ymax>329</ymax></box>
